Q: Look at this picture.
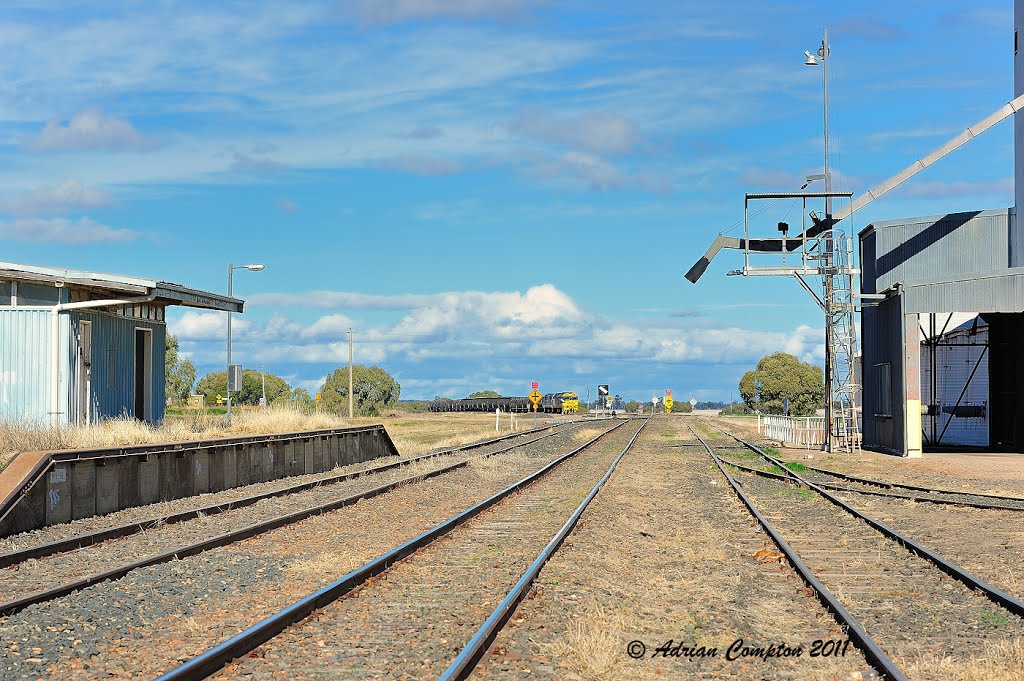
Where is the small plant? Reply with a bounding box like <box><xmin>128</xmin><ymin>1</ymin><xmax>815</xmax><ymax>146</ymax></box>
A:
<box><xmin>783</xmin><ymin>461</ymin><xmax>807</xmax><ymax>473</ymax></box>
<box><xmin>981</xmin><ymin>608</ymin><xmax>1010</xmax><ymax>628</ymax></box>
<box><xmin>764</xmin><ymin>447</ymin><xmax>781</xmax><ymax>457</ymax></box>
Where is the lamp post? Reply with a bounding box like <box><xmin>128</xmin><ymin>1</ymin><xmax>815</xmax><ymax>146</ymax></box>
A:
<box><xmin>805</xmin><ymin>28</ymin><xmax>833</xmax><ymax>452</ymax></box>
<box><xmin>226</xmin><ymin>263</ymin><xmax>265</xmax><ymax>426</ymax></box>
<box><xmin>804</xmin><ymin>28</ymin><xmax>831</xmax><ymax>214</ymax></box>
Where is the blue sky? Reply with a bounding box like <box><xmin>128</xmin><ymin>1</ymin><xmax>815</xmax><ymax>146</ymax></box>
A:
<box><xmin>0</xmin><ymin>1</ymin><xmax>1014</xmax><ymax>402</ymax></box>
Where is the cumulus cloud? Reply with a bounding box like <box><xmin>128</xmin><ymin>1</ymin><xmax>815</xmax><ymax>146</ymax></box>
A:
<box><xmin>0</xmin><ymin>180</ymin><xmax>112</xmax><ymax>216</ymax></box>
<box><xmin>510</xmin><ymin>108</ymin><xmax>642</xmax><ymax>155</ymax></box>
<box><xmin>351</xmin><ymin>0</ymin><xmax>548</xmax><ymax>25</ymax></box>
<box><xmin>0</xmin><ymin>216</ymin><xmax>138</xmax><ymax>243</ymax></box>
<box><xmin>23</xmin><ymin>109</ymin><xmax>158</xmax><ymax>153</ymax></box>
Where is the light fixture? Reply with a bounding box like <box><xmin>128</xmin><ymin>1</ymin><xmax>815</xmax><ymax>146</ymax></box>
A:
<box><xmin>243</xmin><ymin>264</ymin><xmax>265</xmax><ymax>271</ymax></box>
<box><xmin>804</xmin><ymin>50</ymin><xmax>818</xmax><ymax>66</ymax></box>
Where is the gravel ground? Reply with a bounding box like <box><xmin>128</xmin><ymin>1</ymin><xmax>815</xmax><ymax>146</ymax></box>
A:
<box><xmin>733</xmin><ymin>467</ymin><xmax>1024</xmax><ymax>680</ymax></box>
<box><xmin>205</xmin><ymin>420</ymin><xmax>644</xmax><ymax>680</ymax></box>
<box><xmin>474</xmin><ymin>417</ymin><xmax>870</xmax><ymax>680</ymax></box>
<box><xmin>0</xmin><ymin>420</ymin><xmax>615</xmax><ymax>679</ymax></box>
<box><xmin>833</xmin><ymin>493</ymin><xmax>1024</xmax><ymax>601</ymax></box>
<box><xmin>0</xmin><ymin>424</ymin><xmax>576</xmax><ymax>608</ymax></box>
<box><xmin>719</xmin><ymin>416</ymin><xmax>1024</xmax><ymax>498</ymax></box>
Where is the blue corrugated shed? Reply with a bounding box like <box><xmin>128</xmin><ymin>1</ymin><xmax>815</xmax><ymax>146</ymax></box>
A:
<box><xmin>0</xmin><ymin>262</ymin><xmax>242</xmax><ymax>426</ymax></box>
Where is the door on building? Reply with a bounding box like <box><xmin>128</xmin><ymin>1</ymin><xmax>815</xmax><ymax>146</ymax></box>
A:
<box><xmin>134</xmin><ymin>328</ymin><xmax>153</xmax><ymax>421</ymax></box>
<box><xmin>76</xmin><ymin>321</ymin><xmax>92</xmax><ymax>425</ymax></box>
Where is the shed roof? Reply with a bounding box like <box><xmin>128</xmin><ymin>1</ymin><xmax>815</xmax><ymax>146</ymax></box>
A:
<box><xmin>0</xmin><ymin>261</ymin><xmax>243</xmax><ymax>313</ymax></box>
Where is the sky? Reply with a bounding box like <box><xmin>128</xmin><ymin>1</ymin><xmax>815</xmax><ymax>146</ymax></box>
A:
<box><xmin>0</xmin><ymin>1</ymin><xmax>1015</xmax><ymax>403</ymax></box>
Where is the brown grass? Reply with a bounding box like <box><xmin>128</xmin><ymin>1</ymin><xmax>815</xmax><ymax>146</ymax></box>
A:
<box><xmin>0</xmin><ymin>409</ymin><xmax>520</xmax><ymax>471</ymax></box>
<box><xmin>901</xmin><ymin>638</ymin><xmax>1024</xmax><ymax>680</ymax></box>
<box><xmin>546</xmin><ymin>604</ymin><xmax>635</xmax><ymax>681</ymax></box>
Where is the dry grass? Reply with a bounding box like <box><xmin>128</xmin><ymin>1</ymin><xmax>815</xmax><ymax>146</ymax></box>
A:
<box><xmin>546</xmin><ymin>604</ymin><xmax>635</xmax><ymax>681</ymax></box>
<box><xmin>470</xmin><ymin>451</ymin><xmax>530</xmax><ymax>481</ymax></box>
<box><xmin>0</xmin><ymin>409</ymin><xmax>525</xmax><ymax>471</ymax></box>
<box><xmin>286</xmin><ymin>550</ymin><xmax>360</xmax><ymax>578</ymax></box>
<box><xmin>572</xmin><ymin>427</ymin><xmax>605</xmax><ymax>443</ymax></box>
<box><xmin>901</xmin><ymin>638</ymin><xmax>1024</xmax><ymax>680</ymax></box>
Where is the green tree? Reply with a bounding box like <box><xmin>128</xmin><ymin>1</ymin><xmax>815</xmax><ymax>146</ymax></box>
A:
<box><xmin>165</xmin><ymin>334</ymin><xmax>197</xmax><ymax>406</ymax></box>
<box><xmin>624</xmin><ymin>400</ymin><xmax>640</xmax><ymax>413</ymax></box>
<box><xmin>674</xmin><ymin>401</ymin><xmax>694</xmax><ymax>414</ymax></box>
<box><xmin>467</xmin><ymin>390</ymin><xmax>502</xmax><ymax>398</ymax></box>
<box><xmin>739</xmin><ymin>352</ymin><xmax>825</xmax><ymax>416</ymax></box>
<box><xmin>321</xmin><ymin>365</ymin><xmax>400</xmax><ymax>416</ymax></box>
<box><xmin>272</xmin><ymin>387</ymin><xmax>315</xmax><ymax>411</ymax></box>
<box><xmin>195</xmin><ymin>369</ymin><xmax>292</xmax><ymax>406</ymax></box>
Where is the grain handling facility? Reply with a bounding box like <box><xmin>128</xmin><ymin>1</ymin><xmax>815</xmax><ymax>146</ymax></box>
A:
<box><xmin>0</xmin><ymin>261</ymin><xmax>242</xmax><ymax>426</ymax></box>
<box><xmin>858</xmin><ymin>2</ymin><xmax>1024</xmax><ymax>457</ymax></box>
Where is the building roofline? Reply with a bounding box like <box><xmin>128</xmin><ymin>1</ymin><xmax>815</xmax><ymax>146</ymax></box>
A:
<box><xmin>858</xmin><ymin>207</ymin><xmax>1011</xmax><ymax>238</ymax></box>
<box><xmin>0</xmin><ymin>261</ymin><xmax>244</xmax><ymax>313</ymax></box>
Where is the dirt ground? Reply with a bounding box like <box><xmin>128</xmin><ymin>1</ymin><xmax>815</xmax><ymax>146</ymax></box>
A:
<box><xmin>719</xmin><ymin>415</ymin><xmax>1024</xmax><ymax>497</ymax></box>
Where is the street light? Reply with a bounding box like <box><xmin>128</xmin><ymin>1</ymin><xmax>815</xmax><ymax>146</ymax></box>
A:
<box><xmin>805</xmin><ymin>28</ymin><xmax>834</xmax><ymax>453</ymax></box>
<box><xmin>226</xmin><ymin>263</ymin><xmax>264</xmax><ymax>426</ymax></box>
<box><xmin>804</xmin><ymin>28</ymin><xmax>831</xmax><ymax>214</ymax></box>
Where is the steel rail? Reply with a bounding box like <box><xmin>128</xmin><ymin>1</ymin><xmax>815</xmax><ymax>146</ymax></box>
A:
<box><xmin>0</xmin><ymin>424</ymin><xmax>578</xmax><ymax>618</ymax></box>
<box><xmin>0</xmin><ymin>420</ymin><xmax>576</xmax><ymax>569</ymax></box>
<box><xmin>154</xmin><ymin>419</ymin><xmax>637</xmax><ymax>681</ymax></box>
<box><xmin>689</xmin><ymin>426</ymin><xmax>908</xmax><ymax>681</ymax></box>
<box><xmin>716</xmin><ymin>457</ymin><xmax>1024</xmax><ymax>512</ymax></box>
<box><xmin>439</xmin><ymin>416</ymin><xmax>651</xmax><ymax>680</ymax></box>
<box><xmin>721</xmin><ymin>427</ymin><xmax>1024</xmax><ymax>503</ymax></box>
<box><xmin>717</xmin><ymin>426</ymin><xmax>1024</xmax><ymax>619</ymax></box>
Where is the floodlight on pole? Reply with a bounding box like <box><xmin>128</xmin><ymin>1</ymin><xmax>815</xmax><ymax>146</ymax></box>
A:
<box><xmin>226</xmin><ymin>262</ymin><xmax>265</xmax><ymax>426</ymax></box>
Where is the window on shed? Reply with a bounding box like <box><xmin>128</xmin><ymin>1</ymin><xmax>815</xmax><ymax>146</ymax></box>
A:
<box><xmin>0</xmin><ymin>281</ymin><xmax>11</xmax><ymax>305</ymax></box>
<box><xmin>875</xmin><ymin>363</ymin><xmax>892</xmax><ymax>417</ymax></box>
<box><xmin>17</xmin><ymin>282</ymin><xmax>59</xmax><ymax>306</ymax></box>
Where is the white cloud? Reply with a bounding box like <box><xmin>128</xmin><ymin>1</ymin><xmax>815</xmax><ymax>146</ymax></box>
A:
<box><xmin>350</xmin><ymin>0</ymin><xmax>547</xmax><ymax>25</ymax></box>
<box><xmin>23</xmin><ymin>109</ymin><xmax>158</xmax><ymax>153</ymax></box>
<box><xmin>170</xmin><ymin>310</ymin><xmax>250</xmax><ymax>340</ymax></box>
<box><xmin>509</xmin><ymin>108</ymin><xmax>642</xmax><ymax>156</ymax></box>
<box><xmin>0</xmin><ymin>216</ymin><xmax>137</xmax><ymax>243</ymax></box>
<box><xmin>372</xmin><ymin>154</ymin><xmax>462</xmax><ymax>176</ymax></box>
<box><xmin>0</xmin><ymin>180</ymin><xmax>112</xmax><ymax>216</ymax></box>
<box><xmin>536</xmin><ymin>151</ymin><xmax>629</xmax><ymax>191</ymax></box>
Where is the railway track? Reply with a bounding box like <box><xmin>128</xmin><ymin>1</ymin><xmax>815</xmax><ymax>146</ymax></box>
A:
<box><xmin>0</xmin><ymin>418</ymin><xmax>630</xmax><ymax>679</ymax></box>
<box><xmin>152</xmin><ymin>417</ymin><xmax>649</xmax><ymax>680</ymax></box>
<box><xmin>691</xmin><ymin>423</ymin><xmax>1024</xmax><ymax>680</ymax></box>
<box><xmin>0</xmin><ymin>420</ymin><xmax>589</xmax><ymax>618</ymax></box>
<box><xmin>713</xmin><ymin>426</ymin><xmax>1024</xmax><ymax>512</ymax></box>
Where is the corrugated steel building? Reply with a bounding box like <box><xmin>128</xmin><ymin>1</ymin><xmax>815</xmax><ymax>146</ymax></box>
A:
<box><xmin>0</xmin><ymin>262</ymin><xmax>242</xmax><ymax>426</ymax></box>
<box><xmin>859</xmin><ymin>209</ymin><xmax>1024</xmax><ymax>455</ymax></box>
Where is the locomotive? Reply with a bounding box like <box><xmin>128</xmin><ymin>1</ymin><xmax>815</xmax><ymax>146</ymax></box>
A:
<box><xmin>430</xmin><ymin>391</ymin><xmax>579</xmax><ymax>414</ymax></box>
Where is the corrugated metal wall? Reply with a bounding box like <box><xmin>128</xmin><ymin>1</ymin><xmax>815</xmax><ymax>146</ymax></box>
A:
<box><xmin>862</xmin><ymin>209</ymin><xmax>1010</xmax><ymax>293</ymax></box>
<box><xmin>861</xmin><ymin>295</ymin><xmax>905</xmax><ymax>454</ymax></box>
<box><xmin>0</xmin><ymin>309</ymin><xmax>54</xmax><ymax>425</ymax></box>
<box><xmin>69</xmin><ymin>312</ymin><xmax>166</xmax><ymax>423</ymax></box>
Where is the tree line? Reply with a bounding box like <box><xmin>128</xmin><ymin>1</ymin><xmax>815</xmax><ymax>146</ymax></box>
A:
<box><xmin>165</xmin><ymin>333</ymin><xmax>402</xmax><ymax>416</ymax></box>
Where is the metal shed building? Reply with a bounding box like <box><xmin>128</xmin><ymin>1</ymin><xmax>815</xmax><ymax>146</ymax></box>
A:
<box><xmin>0</xmin><ymin>262</ymin><xmax>242</xmax><ymax>426</ymax></box>
<box><xmin>859</xmin><ymin>209</ymin><xmax>1024</xmax><ymax>456</ymax></box>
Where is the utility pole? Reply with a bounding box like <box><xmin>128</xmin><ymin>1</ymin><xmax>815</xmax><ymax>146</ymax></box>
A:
<box><xmin>348</xmin><ymin>328</ymin><xmax>354</xmax><ymax>419</ymax></box>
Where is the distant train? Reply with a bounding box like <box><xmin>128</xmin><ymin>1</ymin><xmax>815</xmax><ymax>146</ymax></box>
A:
<box><xmin>430</xmin><ymin>391</ymin><xmax>579</xmax><ymax>414</ymax></box>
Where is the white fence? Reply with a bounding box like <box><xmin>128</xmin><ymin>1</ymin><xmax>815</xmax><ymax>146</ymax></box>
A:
<box><xmin>759</xmin><ymin>414</ymin><xmax>825</xmax><ymax>448</ymax></box>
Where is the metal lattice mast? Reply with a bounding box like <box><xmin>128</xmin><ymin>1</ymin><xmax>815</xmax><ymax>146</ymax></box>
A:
<box><xmin>823</xmin><ymin>230</ymin><xmax>860</xmax><ymax>451</ymax></box>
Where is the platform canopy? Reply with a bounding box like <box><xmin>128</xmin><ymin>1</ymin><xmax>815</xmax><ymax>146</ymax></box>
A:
<box><xmin>0</xmin><ymin>261</ymin><xmax>243</xmax><ymax>312</ymax></box>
